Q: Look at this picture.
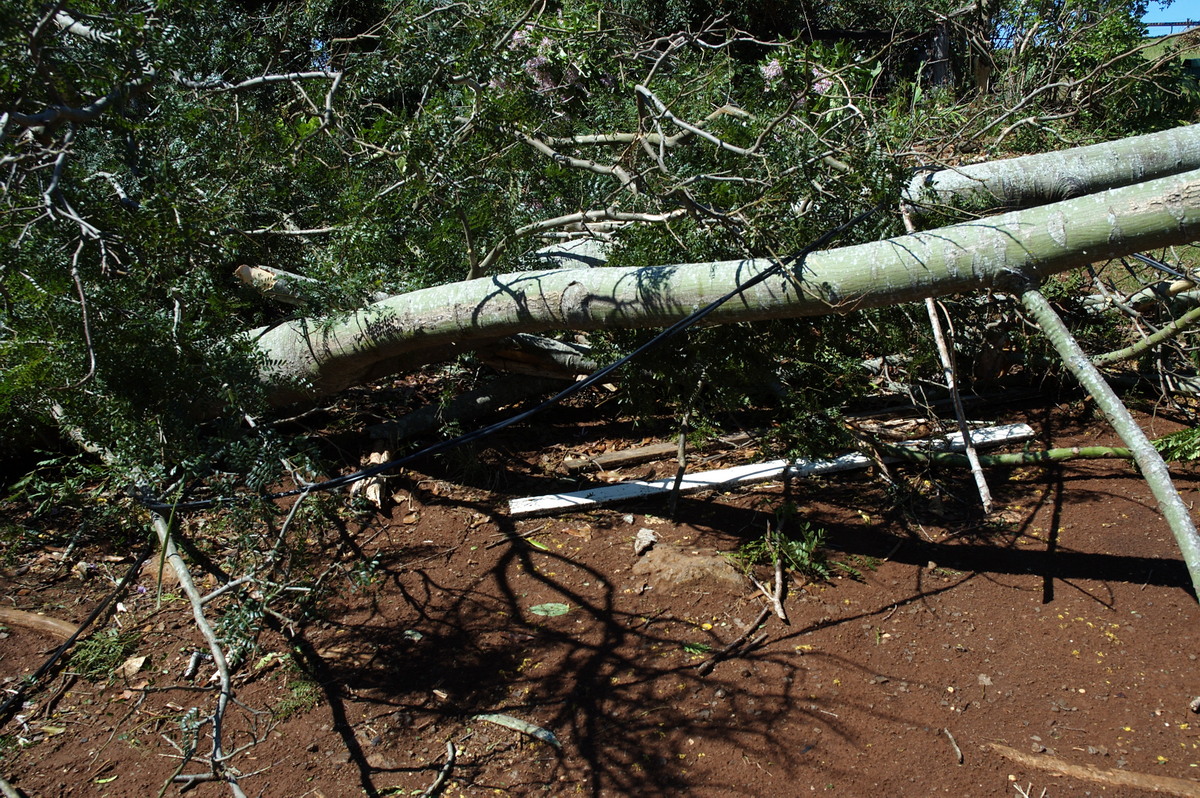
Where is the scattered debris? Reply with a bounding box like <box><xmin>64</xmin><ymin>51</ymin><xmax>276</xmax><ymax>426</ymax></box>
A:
<box><xmin>182</xmin><ymin>651</ymin><xmax>212</xmax><ymax>680</ymax></box>
<box><xmin>697</xmin><ymin>606</ymin><xmax>771</xmax><ymax>677</ymax></box>
<box><xmin>473</xmin><ymin>713</ymin><xmax>561</xmax><ymax>748</ymax></box>
<box><xmin>509</xmin><ymin>424</ymin><xmax>1035</xmax><ymax>517</ymax></box>
<box><xmin>421</xmin><ymin>741</ymin><xmax>456</xmax><ymax>798</ymax></box>
<box><xmin>698</xmin><ymin>540</ymin><xmax>786</xmax><ymax>675</ymax></box>
<box><xmin>118</xmin><ymin>655</ymin><xmax>147</xmax><ymax>681</ymax></box>
<box><xmin>988</xmin><ymin>742</ymin><xmax>1200</xmax><ymax>797</ymax></box>
<box><xmin>564</xmin><ymin>433</ymin><xmax>752</xmax><ymax>473</ymax></box>
<box><xmin>349</xmin><ymin>450</ymin><xmax>390</xmax><ymax>509</ymax></box>
<box><xmin>944</xmin><ymin>728</ymin><xmax>964</xmax><ymax>764</ymax></box>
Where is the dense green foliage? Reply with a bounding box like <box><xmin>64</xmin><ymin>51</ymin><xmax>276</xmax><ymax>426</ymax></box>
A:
<box><xmin>1</xmin><ymin>0</ymin><xmax>1196</xmax><ymax>502</ymax></box>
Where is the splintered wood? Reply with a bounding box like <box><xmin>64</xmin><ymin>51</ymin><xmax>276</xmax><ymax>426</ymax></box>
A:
<box><xmin>509</xmin><ymin>423</ymin><xmax>1035</xmax><ymax>518</ymax></box>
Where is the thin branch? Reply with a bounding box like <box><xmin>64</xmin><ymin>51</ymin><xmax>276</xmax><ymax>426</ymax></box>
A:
<box><xmin>925</xmin><ymin>299</ymin><xmax>992</xmax><ymax>512</ymax></box>
<box><xmin>1020</xmin><ymin>285</ymin><xmax>1200</xmax><ymax>598</ymax></box>
<box><xmin>458</xmin><ymin>207</ymin><xmax>481</xmax><ymax>280</ymax></box>
<box><xmin>514</xmin><ymin>129</ymin><xmax>638</xmax><ymax>192</ymax></box>
<box><xmin>174</xmin><ymin>70</ymin><xmax>341</xmax><ymax>92</ymax></box>
<box><xmin>422</xmin><ymin>741</ymin><xmax>457</xmax><ymax>797</ymax></box>
<box><xmin>60</xmin><ymin>241</ymin><xmax>96</xmax><ymax>390</ymax></box>
<box><xmin>29</xmin><ymin>0</ymin><xmax>69</xmax><ymax>44</ymax></box>
<box><xmin>491</xmin><ymin>0</ymin><xmax>545</xmax><ymax>51</ymax></box>
<box><xmin>544</xmin><ymin>105</ymin><xmax>750</xmax><ymax>149</ymax></box>
<box><xmin>1092</xmin><ymin>305</ymin><xmax>1200</xmax><ymax>367</ymax></box>
<box><xmin>237</xmin><ymin>226</ymin><xmax>340</xmax><ymax>236</ymax></box>
<box><xmin>150</xmin><ymin>513</ymin><xmax>247</xmax><ymax>798</ymax></box>
<box><xmin>474</xmin><ymin>207</ymin><xmax>686</xmax><ymax>276</ymax></box>
<box><xmin>696</xmin><ymin>606</ymin><xmax>771</xmax><ymax>676</ymax></box>
<box><xmin>635</xmin><ymin>85</ymin><xmax>763</xmax><ymax>157</ymax></box>
<box><xmin>902</xmin><ymin>204</ymin><xmax>992</xmax><ymax>512</ymax></box>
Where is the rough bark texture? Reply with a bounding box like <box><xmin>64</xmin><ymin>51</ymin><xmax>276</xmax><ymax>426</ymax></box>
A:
<box><xmin>905</xmin><ymin>122</ymin><xmax>1200</xmax><ymax>215</ymax></box>
<box><xmin>253</xmin><ymin>166</ymin><xmax>1200</xmax><ymax>405</ymax></box>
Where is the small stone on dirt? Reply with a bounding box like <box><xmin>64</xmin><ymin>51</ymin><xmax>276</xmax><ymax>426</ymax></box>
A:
<box><xmin>633</xmin><ymin>528</ymin><xmax>658</xmax><ymax>556</ymax></box>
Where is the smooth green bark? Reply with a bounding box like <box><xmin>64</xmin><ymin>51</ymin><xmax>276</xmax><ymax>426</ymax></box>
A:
<box><xmin>905</xmin><ymin>123</ymin><xmax>1200</xmax><ymax>216</ymax></box>
<box><xmin>255</xmin><ymin>166</ymin><xmax>1200</xmax><ymax>404</ymax></box>
<box><xmin>1091</xmin><ymin>305</ymin><xmax>1200</xmax><ymax>367</ymax></box>
<box><xmin>881</xmin><ymin>445</ymin><xmax>1133</xmax><ymax>466</ymax></box>
<box><xmin>1021</xmin><ymin>287</ymin><xmax>1200</xmax><ymax>598</ymax></box>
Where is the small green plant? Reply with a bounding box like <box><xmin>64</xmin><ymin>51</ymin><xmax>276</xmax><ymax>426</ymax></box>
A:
<box><xmin>728</xmin><ymin>510</ymin><xmax>835</xmax><ymax>582</ymax></box>
<box><xmin>69</xmin><ymin>627</ymin><xmax>141</xmax><ymax>682</ymax></box>
<box><xmin>273</xmin><ymin>673</ymin><xmax>323</xmax><ymax>720</ymax></box>
<box><xmin>1154</xmin><ymin>428</ymin><xmax>1200</xmax><ymax>462</ymax></box>
<box><xmin>348</xmin><ymin>554</ymin><xmax>382</xmax><ymax>591</ymax></box>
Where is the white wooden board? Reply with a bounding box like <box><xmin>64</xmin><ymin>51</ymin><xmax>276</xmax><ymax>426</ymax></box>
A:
<box><xmin>508</xmin><ymin>423</ymin><xmax>1035</xmax><ymax>518</ymax></box>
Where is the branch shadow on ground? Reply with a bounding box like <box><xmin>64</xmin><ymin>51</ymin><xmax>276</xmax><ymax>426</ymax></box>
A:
<box><xmin>277</xmin><ymin>442</ymin><xmax>1197</xmax><ymax>796</ymax></box>
<box><xmin>281</xmin><ymin>494</ymin><xmax>845</xmax><ymax>797</ymax></box>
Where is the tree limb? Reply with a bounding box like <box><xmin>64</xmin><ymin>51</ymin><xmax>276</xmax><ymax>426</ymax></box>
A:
<box><xmin>904</xmin><ymin>122</ymin><xmax>1200</xmax><ymax>217</ymax></box>
<box><xmin>149</xmin><ymin>513</ymin><xmax>247</xmax><ymax>798</ymax></box>
<box><xmin>1092</xmin><ymin>305</ymin><xmax>1200</xmax><ymax>367</ymax></box>
<box><xmin>250</xmin><ymin>166</ymin><xmax>1200</xmax><ymax>405</ymax></box>
<box><xmin>1019</xmin><ymin>286</ymin><xmax>1200</xmax><ymax>597</ymax></box>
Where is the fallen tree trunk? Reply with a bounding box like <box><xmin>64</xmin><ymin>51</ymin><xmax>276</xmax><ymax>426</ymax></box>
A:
<box><xmin>253</xmin><ymin>166</ymin><xmax>1200</xmax><ymax>405</ymax></box>
<box><xmin>905</xmin><ymin>122</ymin><xmax>1200</xmax><ymax>216</ymax></box>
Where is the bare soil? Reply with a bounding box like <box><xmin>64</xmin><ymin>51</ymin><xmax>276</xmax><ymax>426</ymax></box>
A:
<box><xmin>3</xmin><ymin>395</ymin><xmax>1200</xmax><ymax>798</ymax></box>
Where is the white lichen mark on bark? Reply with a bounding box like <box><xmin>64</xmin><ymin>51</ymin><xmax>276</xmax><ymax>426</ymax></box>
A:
<box><xmin>1046</xmin><ymin>210</ymin><xmax>1069</xmax><ymax>248</ymax></box>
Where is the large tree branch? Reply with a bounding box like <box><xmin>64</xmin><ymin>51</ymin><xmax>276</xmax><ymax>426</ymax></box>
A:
<box><xmin>6</xmin><ymin>72</ymin><xmax>157</xmax><ymax>130</ymax></box>
<box><xmin>905</xmin><ymin>122</ymin><xmax>1200</xmax><ymax>217</ymax></box>
<box><xmin>53</xmin><ymin>10</ymin><xmax>115</xmax><ymax>43</ymax></box>
<box><xmin>251</xmin><ymin>166</ymin><xmax>1200</xmax><ymax>405</ymax></box>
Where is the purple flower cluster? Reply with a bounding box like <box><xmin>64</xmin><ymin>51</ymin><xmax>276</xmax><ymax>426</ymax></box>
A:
<box><xmin>508</xmin><ymin>25</ymin><xmax>531</xmax><ymax>50</ymax></box>
<box><xmin>523</xmin><ymin>54</ymin><xmax>555</xmax><ymax>91</ymax></box>
<box><xmin>811</xmin><ymin>68</ymin><xmax>833</xmax><ymax>95</ymax></box>
<box><xmin>760</xmin><ymin>58</ymin><xmax>834</xmax><ymax>98</ymax></box>
<box><xmin>760</xmin><ymin>59</ymin><xmax>784</xmax><ymax>81</ymax></box>
<box><xmin>506</xmin><ymin>24</ymin><xmax>581</xmax><ymax>94</ymax></box>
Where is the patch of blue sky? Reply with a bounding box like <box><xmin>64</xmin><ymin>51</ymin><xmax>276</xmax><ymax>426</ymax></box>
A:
<box><xmin>1144</xmin><ymin>0</ymin><xmax>1200</xmax><ymax>35</ymax></box>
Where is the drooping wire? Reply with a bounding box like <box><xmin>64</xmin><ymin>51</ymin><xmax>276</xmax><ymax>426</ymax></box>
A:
<box><xmin>139</xmin><ymin>202</ymin><xmax>884</xmax><ymax>514</ymax></box>
<box><xmin>1129</xmin><ymin>251</ymin><xmax>1187</xmax><ymax>280</ymax></box>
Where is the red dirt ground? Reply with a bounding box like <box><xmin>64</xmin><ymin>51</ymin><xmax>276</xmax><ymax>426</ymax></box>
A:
<box><xmin>3</xmin><ymin>398</ymin><xmax>1200</xmax><ymax>798</ymax></box>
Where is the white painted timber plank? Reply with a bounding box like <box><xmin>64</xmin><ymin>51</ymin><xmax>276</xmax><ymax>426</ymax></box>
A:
<box><xmin>508</xmin><ymin>423</ymin><xmax>1034</xmax><ymax>518</ymax></box>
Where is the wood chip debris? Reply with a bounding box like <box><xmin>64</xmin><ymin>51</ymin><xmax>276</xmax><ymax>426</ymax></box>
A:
<box><xmin>473</xmin><ymin>713</ymin><xmax>561</xmax><ymax>748</ymax></box>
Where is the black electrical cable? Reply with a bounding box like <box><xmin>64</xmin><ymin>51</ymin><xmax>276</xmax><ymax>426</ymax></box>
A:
<box><xmin>1129</xmin><ymin>251</ymin><xmax>1188</xmax><ymax>279</ymax></box>
<box><xmin>139</xmin><ymin>202</ymin><xmax>883</xmax><ymax>514</ymax></box>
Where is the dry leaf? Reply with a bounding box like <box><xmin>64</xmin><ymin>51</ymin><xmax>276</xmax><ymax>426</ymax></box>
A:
<box><xmin>119</xmin><ymin>655</ymin><xmax>147</xmax><ymax>680</ymax></box>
